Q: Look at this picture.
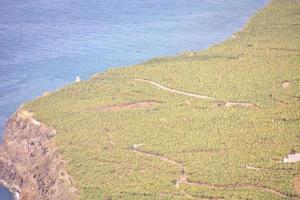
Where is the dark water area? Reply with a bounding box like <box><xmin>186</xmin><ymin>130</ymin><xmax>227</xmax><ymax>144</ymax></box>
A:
<box><xmin>0</xmin><ymin>0</ymin><xmax>268</xmax><ymax>198</ymax></box>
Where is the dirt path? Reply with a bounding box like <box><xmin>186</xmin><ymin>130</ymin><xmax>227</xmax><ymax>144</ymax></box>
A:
<box><xmin>130</xmin><ymin>147</ymin><xmax>298</xmax><ymax>199</ymax></box>
<box><xmin>135</xmin><ymin>78</ymin><xmax>257</xmax><ymax>108</ymax></box>
<box><xmin>130</xmin><ymin>147</ymin><xmax>212</xmax><ymax>200</ymax></box>
<box><xmin>131</xmin><ymin>148</ymin><xmax>182</xmax><ymax>166</ymax></box>
<box><xmin>186</xmin><ymin>180</ymin><xmax>295</xmax><ymax>199</ymax></box>
<box><xmin>293</xmin><ymin>175</ymin><xmax>300</xmax><ymax>194</ymax></box>
<box><xmin>94</xmin><ymin>101</ymin><xmax>160</xmax><ymax>112</ymax></box>
<box><xmin>135</xmin><ymin>78</ymin><xmax>214</xmax><ymax>100</ymax></box>
<box><xmin>244</xmin><ymin>164</ymin><xmax>297</xmax><ymax>172</ymax></box>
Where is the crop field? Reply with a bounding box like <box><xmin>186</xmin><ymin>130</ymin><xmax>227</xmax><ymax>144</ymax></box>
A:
<box><xmin>24</xmin><ymin>0</ymin><xmax>300</xmax><ymax>199</ymax></box>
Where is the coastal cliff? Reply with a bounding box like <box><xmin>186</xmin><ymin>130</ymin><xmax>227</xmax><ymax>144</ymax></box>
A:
<box><xmin>0</xmin><ymin>109</ymin><xmax>77</xmax><ymax>200</ymax></box>
<box><xmin>0</xmin><ymin>1</ymin><xmax>299</xmax><ymax>199</ymax></box>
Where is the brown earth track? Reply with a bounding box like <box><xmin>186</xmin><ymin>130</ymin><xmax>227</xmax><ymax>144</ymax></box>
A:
<box><xmin>293</xmin><ymin>175</ymin><xmax>300</xmax><ymax>194</ymax></box>
<box><xmin>130</xmin><ymin>147</ymin><xmax>299</xmax><ymax>199</ymax></box>
<box><xmin>93</xmin><ymin>100</ymin><xmax>160</xmax><ymax>112</ymax></box>
<box><xmin>135</xmin><ymin>78</ymin><xmax>259</xmax><ymax>109</ymax></box>
<box><xmin>244</xmin><ymin>164</ymin><xmax>298</xmax><ymax>172</ymax></box>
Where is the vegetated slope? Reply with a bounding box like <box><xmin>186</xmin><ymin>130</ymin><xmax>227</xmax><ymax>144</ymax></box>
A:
<box><xmin>24</xmin><ymin>0</ymin><xmax>300</xmax><ymax>199</ymax></box>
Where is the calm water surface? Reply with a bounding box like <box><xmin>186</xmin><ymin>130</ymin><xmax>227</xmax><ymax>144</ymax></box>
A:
<box><xmin>0</xmin><ymin>0</ymin><xmax>267</xmax><ymax>199</ymax></box>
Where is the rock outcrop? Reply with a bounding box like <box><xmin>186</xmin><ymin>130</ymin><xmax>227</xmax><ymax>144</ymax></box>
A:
<box><xmin>0</xmin><ymin>109</ymin><xmax>77</xmax><ymax>200</ymax></box>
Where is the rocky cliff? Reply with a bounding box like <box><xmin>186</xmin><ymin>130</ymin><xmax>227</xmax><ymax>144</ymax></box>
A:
<box><xmin>0</xmin><ymin>109</ymin><xmax>77</xmax><ymax>200</ymax></box>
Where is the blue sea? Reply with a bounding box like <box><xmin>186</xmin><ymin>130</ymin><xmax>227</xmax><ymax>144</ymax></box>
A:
<box><xmin>0</xmin><ymin>0</ymin><xmax>267</xmax><ymax>198</ymax></box>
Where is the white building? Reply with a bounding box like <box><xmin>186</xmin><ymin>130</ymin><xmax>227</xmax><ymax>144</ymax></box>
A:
<box><xmin>283</xmin><ymin>153</ymin><xmax>300</xmax><ymax>163</ymax></box>
<box><xmin>75</xmin><ymin>76</ymin><xmax>81</xmax><ymax>83</ymax></box>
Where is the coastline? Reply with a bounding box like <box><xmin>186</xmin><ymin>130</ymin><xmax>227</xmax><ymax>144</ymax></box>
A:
<box><xmin>0</xmin><ymin>180</ymin><xmax>20</xmax><ymax>200</ymax></box>
<box><xmin>1</xmin><ymin>0</ymin><xmax>300</xmax><ymax>199</ymax></box>
<box><xmin>0</xmin><ymin>1</ymin><xmax>274</xmax><ymax>199</ymax></box>
<box><xmin>0</xmin><ymin>110</ymin><xmax>77</xmax><ymax>200</ymax></box>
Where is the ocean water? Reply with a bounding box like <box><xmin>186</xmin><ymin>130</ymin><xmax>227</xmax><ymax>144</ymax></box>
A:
<box><xmin>0</xmin><ymin>0</ymin><xmax>267</xmax><ymax>199</ymax></box>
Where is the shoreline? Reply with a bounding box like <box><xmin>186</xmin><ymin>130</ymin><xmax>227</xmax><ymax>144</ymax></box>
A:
<box><xmin>1</xmin><ymin>0</ymin><xmax>297</xmax><ymax>199</ymax></box>
<box><xmin>0</xmin><ymin>2</ymin><xmax>270</xmax><ymax>199</ymax></box>
<box><xmin>0</xmin><ymin>180</ymin><xmax>20</xmax><ymax>200</ymax></box>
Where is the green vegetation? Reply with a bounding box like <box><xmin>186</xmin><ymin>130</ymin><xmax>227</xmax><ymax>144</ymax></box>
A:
<box><xmin>24</xmin><ymin>0</ymin><xmax>300</xmax><ymax>199</ymax></box>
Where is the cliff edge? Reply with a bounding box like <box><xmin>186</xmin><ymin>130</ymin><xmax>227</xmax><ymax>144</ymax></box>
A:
<box><xmin>0</xmin><ymin>109</ymin><xmax>77</xmax><ymax>200</ymax></box>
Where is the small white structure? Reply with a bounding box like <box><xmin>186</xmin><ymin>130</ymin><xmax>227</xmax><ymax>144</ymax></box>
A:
<box><xmin>132</xmin><ymin>144</ymin><xmax>143</xmax><ymax>149</ymax></box>
<box><xmin>283</xmin><ymin>153</ymin><xmax>300</xmax><ymax>163</ymax></box>
<box><xmin>75</xmin><ymin>76</ymin><xmax>81</xmax><ymax>83</ymax></box>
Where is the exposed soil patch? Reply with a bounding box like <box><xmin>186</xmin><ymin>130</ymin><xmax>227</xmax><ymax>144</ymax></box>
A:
<box><xmin>294</xmin><ymin>175</ymin><xmax>300</xmax><ymax>194</ymax></box>
<box><xmin>224</xmin><ymin>102</ymin><xmax>255</xmax><ymax>108</ymax></box>
<box><xmin>94</xmin><ymin>101</ymin><xmax>160</xmax><ymax>112</ymax></box>
<box><xmin>244</xmin><ymin>164</ymin><xmax>263</xmax><ymax>171</ymax></box>
<box><xmin>214</xmin><ymin>101</ymin><xmax>259</xmax><ymax>109</ymax></box>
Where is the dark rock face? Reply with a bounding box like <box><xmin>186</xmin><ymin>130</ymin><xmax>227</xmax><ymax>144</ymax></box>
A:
<box><xmin>0</xmin><ymin>110</ymin><xmax>77</xmax><ymax>200</ymax></box>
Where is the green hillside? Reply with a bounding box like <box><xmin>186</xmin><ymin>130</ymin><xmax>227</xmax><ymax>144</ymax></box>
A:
<box><xmin>24</xmin><ymin>0</ymin><xmax>300</xmax><ymax>199</ymax></box>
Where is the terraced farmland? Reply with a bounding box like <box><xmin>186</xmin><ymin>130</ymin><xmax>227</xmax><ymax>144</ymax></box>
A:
<box><xmin>24</xmin><ymin>0</ymin><xmax>300</xmax><ymax>199</ymax></box>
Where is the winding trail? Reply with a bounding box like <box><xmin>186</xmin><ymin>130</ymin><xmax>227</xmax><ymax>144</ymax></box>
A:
<box><xmin>130</xmin><ymin>147</ymin><xmax>209</xmax><ymax>199</ymax></box>
<box><xmin>245</xmin><ymin>164</ymin><xmax>263</xmax><ymax>171</ymax></box>
<box><xmin>130</xmin><ymin>147</ymin><xmax>298</xmax><ymax>199</ymax></box>
<box><xmin>186</xmin><ymin>180</ymin><xmax>296</xmax><ymax>199</ymax></box>
<box><xmin>135</xmin><ymin>78</ymin><xmax>213</xmax><ymax>100</ymax></box>
<box><xmin>135</xmin><ymin>78</ymin><xmax>257</xmax><ymax>108</ymax></box>
<box><xmin>131</xmin><ymin>79</ymin><xmax>295</xmax><ymax>198</ymax></box>
<box><xmin>131</xmin><ymin>148</ymin><xmax>182</xmax><ymax>166</ymax></box>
